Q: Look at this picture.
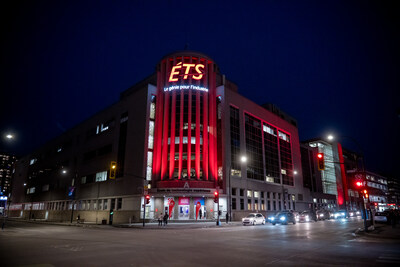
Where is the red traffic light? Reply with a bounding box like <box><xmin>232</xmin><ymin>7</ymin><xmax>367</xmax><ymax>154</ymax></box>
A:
<box><xmin>145</xmin><ymin>195</ymin><xmax>150</xmax><ymax>204</ymax></box>
<box><xmin>356</xmin><ymin>181</ymin><xmax>363</xmax><ymax>187</ymax></box>
<box><xmin>213</xmin><ymin>191</ymin><xmax>219</xmax><ymax>203</ymax></box>
<box><xmin>317</xmin><ymin>153</ymin><xmax>325</xmax><ymax>171</ymax></box>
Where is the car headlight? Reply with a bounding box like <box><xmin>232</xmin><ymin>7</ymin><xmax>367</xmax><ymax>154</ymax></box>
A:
<box><xmin>280</xmin><ymin>216</ymin><xmax>286</xmax><ymax>221</ymax></box>
<box><xmin>356</xmin><ymin>211</ymin><xmax>360</xmax><ymax>215</ymax></box>
<box><xmin>334</xmin><ymin>214</ymin><xmax>339</xmax><ymax>218</ymax></box>
<box><xmin>349</xmin><ymin>212</ymin><xmax>354</xmax><ymax>216</ymax></box>
<box><xmin>341</xmin><ymin>212</ymin><xmax>345</xmax><ymax>216</ymax></box>
<box><xmin>320</xmin><ymin>214</ymin><xmax>324</xmax><ymax>217</ymax></box>
<box><xmin>271</xmin><ymin>217</ymin><xmax>275</xmax><ymax>221</ymax></box>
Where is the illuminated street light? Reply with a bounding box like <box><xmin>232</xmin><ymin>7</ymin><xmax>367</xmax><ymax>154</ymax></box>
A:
<box><xmin>240</xmin><ymin>156</ymin><xmax>247</xmax><ymax>163</ymax></box>
<box><xmin>62</xmin><ymin>170</ymin><xmax>67</xmax><ymax>174</ymax></box>
<box><xmin>6</xmin><ymin>134</ymin><xmax>14</xmax><ymax>139</ymax></box>
<box><xmin>327</xmin><ymin>134</ymin><xmax>334</xmax><ymax>141</ymax></box>
<box><xmin>294</xmin><ymin>170</ymin><xmax>298</xmax><ymax>175</ymax></box>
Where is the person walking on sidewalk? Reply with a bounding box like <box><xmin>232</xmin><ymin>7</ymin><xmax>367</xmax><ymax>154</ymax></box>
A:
<box><xmin>158</xmin><ymin>213</ymin><xmax>163</xmax><ymax>226</ymax></box>
<box><xmin>163</xmin><ymin>213</ymin><xmax>168</xmax><ymax>226</ymax></box>
<box><xmin>226</xmin><ymin>212</ymin><xmax>229</xmax><ymax>224</ymax></box>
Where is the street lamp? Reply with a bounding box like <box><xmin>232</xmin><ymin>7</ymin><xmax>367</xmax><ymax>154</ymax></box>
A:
<box><xmin>228</xmin><ymin>155</ymin><xmax>247</xmax><ymax>222</ymax></box>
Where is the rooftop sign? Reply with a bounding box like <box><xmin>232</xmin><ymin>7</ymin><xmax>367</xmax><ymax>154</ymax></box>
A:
<box><xmin>168</xmin><ymin>62</ymin><xmax>205</xmax><ymax>82</ymax></box>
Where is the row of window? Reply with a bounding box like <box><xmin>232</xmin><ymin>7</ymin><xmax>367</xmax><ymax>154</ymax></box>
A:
<box><xmin>45</xmin><ymin>198</ymin><xmax>123</xmax><ymax>211</ymax></box>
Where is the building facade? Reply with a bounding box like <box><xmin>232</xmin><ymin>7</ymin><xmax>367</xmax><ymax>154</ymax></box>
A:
<box><xmin>0</xmin><ymin>153</ymin><xmax>16</xmax><ymax>214</ymax></box>
<box><xmin>9</xmin><ymin>51</ymin><xmax>310</xmax><ymax>223</ymax></box>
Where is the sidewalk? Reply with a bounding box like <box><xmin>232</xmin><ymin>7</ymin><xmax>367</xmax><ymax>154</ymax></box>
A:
<box><xmin>355</xmin><ymin>223</ymin><xmax>400</xmax><ymax>240</ymax></box>
<box><xmin>6</xmin><ymin>217</ymin><xmax>242</xmax><ymax>229</ymax></box>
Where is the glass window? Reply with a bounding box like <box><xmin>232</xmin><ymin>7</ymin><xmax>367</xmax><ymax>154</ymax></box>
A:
<box><xmin>95</xmin><ymin>171</ymin><xmax>107</xmax><ymax>182</ymax></box>
<box><xmin>247</xmin><ymin>190</ymin><xmax>252</xmax><ymax>197</ymax></box>
<box><xmin>245</xmin><ymin>114</ymin><xmax>263</xmax><ymax>180</ymax></box>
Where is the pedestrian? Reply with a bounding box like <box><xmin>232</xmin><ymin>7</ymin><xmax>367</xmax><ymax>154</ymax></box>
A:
<box><xmin>163</xmin><ymin>212</ymin><xmax>168</xmax><ymax>226</ymax></box>
<box><xmin>199</xmin><ymin>209</ymin><xmax>202</xmax><ymax>220</ymax></box>
<box><xmin>158</xmin><ymin>213</ymin><xmax>163</xmax><ymax>226</ymax></box>
<box><xmin>226</xmin><ymin>212</ymin><xmax>229</xmax><ymax>224</ymax></box>
<box><xmin>77</xmin><ymin>214</ymin><xmax>81</xmax><ymax>224</ymax></box>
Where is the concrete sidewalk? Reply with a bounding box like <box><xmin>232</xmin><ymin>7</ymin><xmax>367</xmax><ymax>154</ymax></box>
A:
<box><xmin>355</xmin><ymin>223</ymin><xmax>400</xmax><ymax>240</ymax></box>
<box><xmin>5</xmin><ymin>217</ymin><xmax>242</xmax><ymax>229</ymax></box>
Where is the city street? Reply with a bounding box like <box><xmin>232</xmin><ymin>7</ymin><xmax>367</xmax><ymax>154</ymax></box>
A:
<box><xmin>1</xmin><ymin>218</ymin><xmax>399</xmax><ymax>266</ymax></box>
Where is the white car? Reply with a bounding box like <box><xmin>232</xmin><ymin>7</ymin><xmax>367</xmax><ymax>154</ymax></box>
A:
<box><xmin>374</xmin><ymin>212</ymin><xmax>388</xmax><ymax>223</ymax></box>
<box><xmin>242</xmin><ymin>213</ymin><xmax>266</xmax><ymax>225</ymax></box>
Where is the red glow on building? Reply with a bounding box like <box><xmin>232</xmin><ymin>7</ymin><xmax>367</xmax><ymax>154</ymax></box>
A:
<box><xmin>153</xmin><ymin>52</ymin><xmax>218</xmax><ymax>189</ymax></box>
<box><xmin>337</xmin><ymin>143</ymin><xmax>348</xmax><ymax>203</ymax></box>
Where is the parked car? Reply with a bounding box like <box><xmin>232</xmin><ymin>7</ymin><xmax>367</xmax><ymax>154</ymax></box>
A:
<box><xmin>242</xmin><ymin>213</ymin><xmax>266</xmax><ymax>225</ymax></box>
<box><xmin>316</xmin><ymin>210</ymin><xmax>330</xmax><ymax>220</ymax></box>
<box><xmin>374</xmin><ymin>211</ymin><xmax>388</xmax><ymax>223</ymax></box>
<box><xmin>271</xmin><ymin>211</ymin><xmax>297</xmax><ymax>225</ymax></box>
<box><xmin>299</xmin><ymin>211</ymin><xmax>317</xmax><ymax>222</ymax></box>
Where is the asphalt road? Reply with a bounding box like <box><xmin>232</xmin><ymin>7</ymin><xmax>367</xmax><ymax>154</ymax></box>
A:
<box><xmin>1</xmin><ymin>218</ymin><xmax>399</xmax><ymax>266</ymax></box>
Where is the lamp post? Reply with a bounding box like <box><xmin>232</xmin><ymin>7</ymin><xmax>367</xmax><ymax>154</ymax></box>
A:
<box><xmin>228</xmin><ymin>156</ymin><xmax>247</xmax><ymax>222</ymax></box>
<box><xmin>327</xmin><ymin>134</ymin><xmax>369</xmax><ymax>232</ymax></box>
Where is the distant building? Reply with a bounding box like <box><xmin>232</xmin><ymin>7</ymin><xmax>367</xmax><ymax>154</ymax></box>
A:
<box><xmin>0</xmin><ymin>152</ymin><xmax>16</xmax><ymax>214</ymax></box>
<box><xmin>9</xmin><ymin>51</ymin><xmax>310</xmax><ymax>223</ymax></box>
<box><xmin>300</xmin><ymin>140</ymin><xmax>340</xmax><ymax>211</ymax></box>
<box><xmin>387</xmin><ymin>176</ymin><xmax>400</xmax><ymax>208</ymax></box>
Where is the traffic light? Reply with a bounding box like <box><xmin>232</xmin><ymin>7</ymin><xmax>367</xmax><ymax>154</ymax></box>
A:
<box><xmin>355</xmin><ymin>181</ymin><xmax>363</xmax><ymax>187</ymax></box>
<box><xmin>214</xmin><ymin>191</ymin><xmax>219</xmax><ymax>203</ymax></box>
<box><xmin>110</xmin><ymin>161</ymin><xmax>117</xmax><ymax>179</ymax></box>
<box><xmin>145</xmin><ymin>195</ymin><xmax>150</xmax><ymax>204</ymax></box>
<box><xmin>317</xmin><ymin>153</ymin><xmax>325</xmax><ymax>171</ymax></box>
<box><xmin>110</xmin><ymin>209</ymin><xmax>114</xmax><ymax>216</ymax></box>
<box><xmin>363</xmin><ymin>189</ymin><xmax>368</xmax><ymax>199</ymax></box>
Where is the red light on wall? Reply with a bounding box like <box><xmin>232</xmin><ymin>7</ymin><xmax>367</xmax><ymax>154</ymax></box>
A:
<box><xmin>317</xmin><ymin>153</ymin><xmax>323</xmax><ymax>159</ymax></box>
<box><xmin>356</xmin><ymin>181</ymin><xmax>363</xmax><ymax>187</ymax></box>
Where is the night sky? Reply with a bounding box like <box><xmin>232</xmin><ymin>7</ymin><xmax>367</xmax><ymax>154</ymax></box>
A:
<box><xmin>1</xmin><ymin>1</ymin><xmax>399</xmax><ymax>177</ymax></box>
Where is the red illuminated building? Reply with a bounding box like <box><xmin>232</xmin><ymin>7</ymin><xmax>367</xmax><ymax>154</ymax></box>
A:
<box><xmin>10</xmin><ymin>51</ymin><xmax>311</xmax><ymax>223</ymax></box>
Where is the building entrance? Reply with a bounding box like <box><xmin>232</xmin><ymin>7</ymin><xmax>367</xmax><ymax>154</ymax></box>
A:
<box><xmin>178</xmin><ymin>197</ymin><xmax>190</xmax><ymax>220</ymax></box>
<box><xmin>179</xmin><ymin>205</ymin><xmax>189</xmax><ymax>219</ymax></box>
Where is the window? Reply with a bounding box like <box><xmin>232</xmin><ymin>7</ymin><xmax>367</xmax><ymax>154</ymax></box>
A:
<box><xmin>232</xmin><ymin>198</ymin><xmax>237</xmax><ymax>210</ymax></box>
<box><xmin>232</xmin><ymin>188</ymin><xmax>236</xmax><ymax>196</ymax></box>
<box><xmin>247</xmin><ymin>190</ymin><xmax>252</xmax><ymax>197</ymax></box>
<box><xmin>42</xmin><ymin>184</ymin><xmax>49</xmax><ymax>192</ymax></box>
<box><xmin>264</xmin><ymin>123</ymin><xmax>280</xmax><ymax>183</ymax></box>
<box><xmin>95</xmin><ymin>171</ymin><xmax>107</xmax><ymax>182</ymax></box>
<box><xmin>230</xmin><ymin>106</ymin><xmax>241</xmax><ymax>171</ymax></box>
<box><xmin>240</xmin><ymin>189</ymin><xmax>244</xmax><ymax>197</ymax></box>
<box><xmin>254</xmin><ymin>191</ymin><xmax>259</xmax><ymax>198</ymax></box>
<box><xmin>247</xmin><ymin>199</ymin><xmax>252</xmax><ymax>210</ymax></box>
<box><xmin>81</xmin><ymin>176</ymin><xmax>87</xmax><ymax>184</ymax></box>
<box><xmin>245</xmin><ymin>114</ymin><xmax>263</xmax><ymax>180</ymax></box>
<box><xmin>240</xmin><ymin>199</ymin><xmax>244</xmax><ymax>210</ymax></box>
<box><xmin>117</xmin><ymin>198</ymin><xmax>122</xmax><ymax>210</ymax></box>
<box><xmin>146</xmin><ymin>151</ymin><xmax>153</xmax><ymax>181</ymax></box>
<box><xmin>104</xmin><ymin>200</ymin><xmax>108</xmax><ymax>210</ymax></box>
<box><xmin>279</xmin><ymin>131</ymin><xmax>293</xmax><ymax>186</ymax></box>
